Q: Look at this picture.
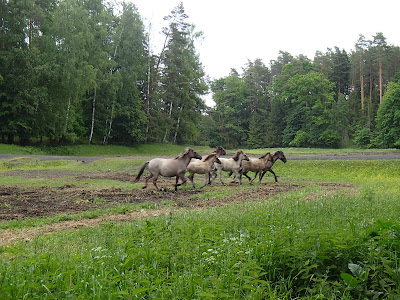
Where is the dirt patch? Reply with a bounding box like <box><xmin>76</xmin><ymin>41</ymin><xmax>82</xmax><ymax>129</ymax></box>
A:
<box><xmin>0</xmin><ymin>180</ymin><xmax>300</xmax><ymax>220</ymax></box>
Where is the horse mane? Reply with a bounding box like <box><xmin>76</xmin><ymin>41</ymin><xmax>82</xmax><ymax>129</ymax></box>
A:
<box><xmin>175</xmin><ymin>148</ymin><xmax>192</xmax><ymax>159</ymax></box>
<box><xmin>232</xmin><ymin>150</ymin><xmax>243</xmax><ymax>161</ymax></box>
<box><xmin>203</xmin><ymin>153</ymin><xmax>216</xmax><ymax>162</ymax></box>
<box><xmin>259</xmin><ymin>152</ymin><xmax>271</xmax><ymax>159</ymax></box>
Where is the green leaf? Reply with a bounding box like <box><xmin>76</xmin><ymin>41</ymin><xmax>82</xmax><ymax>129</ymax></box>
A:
<box><xmin>130</xmin><ymin>287</ymin><xmax>149</xmax><ymax>295</ymax></box>
<box><xmin>197</xmin><ymin>292</ymin><xmax>216</xmax><ymax>298</ymax></box>
<box><xmin>348</xmin><ymin>263</ymin><xmax>365</xmax><ymax>278</ymax></box>
<box><xmin>340</xmin><ymin>272</ymin><xmax>358</xmax><ymax>288</ymax></box>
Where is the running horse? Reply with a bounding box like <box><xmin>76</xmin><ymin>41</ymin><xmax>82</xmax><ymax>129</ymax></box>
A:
<box><xmin>242</xmin><ymin>150</ymin><xmax>287</xmax><ymax>183</ymax></box>
<box><xmin>187</xmin><ymin>153</ymin><xmax>221</xmax><ymax>189</ymax></box>
<box><xmin>240</xmin><ymin>152</ymin><xmax>272</xmax><ymax>184</ymax></box>
<box><xmin>134</xmin><ymin>148</ymin><xmax>202</xmax><ymax>191</ymax></box>
<box><xmin>212</xmin><ymin>150</ymin><xmax>249</xmax><ymax>185</ymax></box>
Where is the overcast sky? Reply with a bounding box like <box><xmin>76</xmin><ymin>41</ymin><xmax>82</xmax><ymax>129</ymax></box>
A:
<box><xmin>129</xmin><ymin>0</ymin><xmax>400</xmax><ymax>104</ymax></box>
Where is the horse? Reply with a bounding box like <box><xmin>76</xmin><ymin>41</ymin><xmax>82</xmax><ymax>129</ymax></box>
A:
<box><xmin>134</xmin><ymin>148</ymin><xmax>202</xmax><ymax>192</ymax></box>
<box><xmin>212</xmin><ymin>150</ymin><xmax>249</xmax><ymax>185</ymax></box>
<box><xmin>242</xmin><ymin>150</ymin><xmax>286</xmax><ymax>183</ymax></box>
<box><xmin>240</xmin><ymin>152</ymin><xmax>272</xmax><ymax>184</ymax></box>
<box><xmin>206</xmin><ymin>146</ymin><xmax>226</xmax><ymax>184</ymax></box>
<box><xmin>259</xmin><ymin>150</ymin><xmax>287</xmax><ymax>182</ymax></box>
<box><xmin>187</xmin><ymin>153</ymin><xmax>221</xmax><ymax>189</ymax></box>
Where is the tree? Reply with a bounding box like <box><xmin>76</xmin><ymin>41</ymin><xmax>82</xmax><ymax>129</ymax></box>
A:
<box><xmin>159</xmin><ymin>2</ymin><xmax>207</xmax><ymax>144</ymax></box>
<box><xmin>111</xmin><ymin>2</ymin><xmax>147</xmax><ymax>144</ymax></box>
<box><xmin>372</xmin><ymin>32</ymin><xmax>388</xmax><ymax>105</ymax></box>
<box><xmin>0</xmin><ymin>0</ymin><xmax>52</xmax><ymax>144</ymax></box>
<box><xmin>376</xmin><ymin>80</ymin><xmax>400</xmax><ymax>147</ymax></box>
<box><xmin>243</xmin><ymin>59</ymin><xmax>271</xmax><ymax>147</ymax></box>
<box><xmin>281</xmin><ymin>72</ymin><xmax>335</xmax><ymax>147</ymax></box>
<box><xmin>210</xmin><ymin>71</ymin><xmax>249</xmax><ymax>148</ymax></box>
<box><xmin>353</xmin><ymin>34</ymin><xmax>368</xmax><ymax>112</ymax></box>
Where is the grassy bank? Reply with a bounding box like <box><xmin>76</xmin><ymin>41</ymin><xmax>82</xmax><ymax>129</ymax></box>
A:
<box><xmin>1</xmin><ymin>151</ymin><xmax>400</xmax><ymax>298</ymax></box>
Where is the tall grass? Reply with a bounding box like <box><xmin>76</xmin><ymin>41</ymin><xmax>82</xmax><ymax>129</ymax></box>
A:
<box><xmin>1</xmin><ymin>155</ymin><xmax>400</xmax><ymax>298</ymax></box>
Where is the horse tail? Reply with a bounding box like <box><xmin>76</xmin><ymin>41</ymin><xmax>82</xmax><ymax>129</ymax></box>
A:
<box><xmin>134</xmin><ymin>161</ymin><xmax>149</xmax><ymax>182</ymax></box>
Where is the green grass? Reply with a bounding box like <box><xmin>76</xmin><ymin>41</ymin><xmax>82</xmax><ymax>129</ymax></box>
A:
<box><xmin>0</xmin><ymin>143</ymin><xmax>216</xmax><ymax>156</ymax></box>
<box><xmin>1</xmin><ymin>147</ymin><xmax>400</xmax><ymax>298</ymax></box>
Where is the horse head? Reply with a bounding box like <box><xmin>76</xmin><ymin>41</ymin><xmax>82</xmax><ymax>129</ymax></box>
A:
<box><xmin>275</xmin><ymin>151</ymin><xmax>287</xmax><ymax>163</ymax></box>
<box><xmin>188</xmin><ymin>148</ymin><xmax>202</xmax><ymax>160</ymax></box>
<box><xmin>233</xmin><ymin>150</ymin><xmax>249</xmax><ymax>162</ymax></box>
<box><xmin>216</xmin><ymin>146</ymin><xmax>226</xmax><ymax>156</ymax></box>
<box><xmin>176</xmin><ymin>148</ymin><xmax>202</xmax><ymax>160</ymax></box>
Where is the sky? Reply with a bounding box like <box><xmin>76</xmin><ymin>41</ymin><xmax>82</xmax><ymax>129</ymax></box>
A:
<box><xmin>129</xmin><ymin>0</ymin><xmax>400</xmax><ymax>105</ymax></box>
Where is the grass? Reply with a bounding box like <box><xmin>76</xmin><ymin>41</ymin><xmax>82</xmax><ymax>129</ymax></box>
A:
<box><xmin>1</xmin><ymin>147</ymin><xmax>400</xmax><ymax>298</ymax></box>
<box><xmin>0</xmin><ymin>143</ymin><xmax>216</xmax><ymax>156</ymax></box>
<box><xmin>2</xmin><ymin>142</ymin><xmax>399</xmax><ymax>157</ymax></box>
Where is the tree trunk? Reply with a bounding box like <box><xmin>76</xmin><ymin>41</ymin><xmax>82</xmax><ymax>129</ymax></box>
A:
<box><xmin>173</xmin><ymin>105</ymin><xmax>184</xmax><ymax>144</ymax></box>
<box><xmin>360</xmin><ymin>59</ymin><xmax>364</xmax><ymax>111</ymax></box>
<box><xmin>162</xmin><ymin>101</ymin><xmax>173</xmax><ymax>143</ymax></box>
<box><xmin>369</xmin><ymin>65</ymin><xmax>373</xmax><ymax>106</ymax></box>
<box><xmin>103</xmin><ymin>102</ymin><xmax>114</xmax><ymax>145</ymax></box>
<box><xmin>63</xmin><ymin>97</ymin><xmax>72</xmax><ymax>136</ymax></box>
<box><xmin>88</xmin><ymin>88</ymin><xmax>96</xmax><ymax>145</ymax></box>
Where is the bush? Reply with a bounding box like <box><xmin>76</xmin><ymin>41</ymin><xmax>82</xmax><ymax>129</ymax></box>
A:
<box><xmin>353</xmin><ymin>127</ymin><xmax>374</xmax><ymax>148</ymax></box>
<box><xmin>318</xmin><ymin>129</ymin><xmax>342</xmax><ymax>148</ymax></box>
<box><xmin>289</xmin><ymin>130</ymin><xmax>309</xmax><ymax>147</ymax></box>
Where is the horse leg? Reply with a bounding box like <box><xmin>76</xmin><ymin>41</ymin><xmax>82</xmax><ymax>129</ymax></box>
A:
<box><xmin>243</xmin><ymin>172</ymin><xmax>252</xmax><ymax>182</ymax></box>
<box><xmin>218</xmin><ymin>168</ymin><xmax>225</xmax><ymax>185</ymax></box>
<box><xmin>258</xmin><ymin>172</ymin><xmax>263</xmax><ymax>184</ymax></box>
<box><xmin>174</xmin><ymin>174</ymin><xmax>187</xmax><ymax>192</ymax></box>
<box><xmin>143</xmin><ymin>173</ymin><xmax>153</xmax><ymax>189</ymax></box>
<box><xmin>269</xmin><ymin>169</ymin><xmax>278</xmax><ymax>182</ymax></box>
<box><xmin>249</xmin><ymin>172</ymin><xmax>258</xmax><ymax>184</ymax></box>
<box><xmin>200</xmin><ymin>173</ymin><xmax>209</xmax><ymax>188</ymax></box>
<box><xmin>209</xmin><ymin>169</ymin><xmax>215</xmax><ymax>185</ymax></box>
<box><xmin>188</xmin><ymin>173</ymin><xmax>196</xmax><ymax>189</ymax></box>
<box><xmin>231</xmin><ymin>171</ymin><xmax>240</xmax><ymax>184</ymax></box>
<box><xmin>152</xmin><ymin>174</ymin><xmax>160</xmax><ymax>190</ymax></box>
<box><xmin>259</xmin><ymin>171</ymin><xmax>267</xmax><ymax>182</ymax></box>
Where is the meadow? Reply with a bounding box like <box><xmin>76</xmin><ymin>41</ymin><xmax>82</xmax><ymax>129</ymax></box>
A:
<box><xmin>0</xmin><ymin>144</ymin><xmax>400</xmax><ymax>299</ymax></box>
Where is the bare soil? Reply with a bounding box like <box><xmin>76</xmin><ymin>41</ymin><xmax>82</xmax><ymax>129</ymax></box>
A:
<box><xmin>0</xmin><ymin>170</ymin><xmax>304</xmax><ymax>220</ymax></box>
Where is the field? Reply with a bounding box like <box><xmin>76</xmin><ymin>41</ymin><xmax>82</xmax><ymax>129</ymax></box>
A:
<box><xmin>1</xmin><ymin>145</ymin><xmax>400</xmax><ymax>299</ymax></box>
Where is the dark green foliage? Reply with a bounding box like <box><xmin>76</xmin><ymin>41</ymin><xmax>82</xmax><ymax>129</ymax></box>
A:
<box><xmin>376</xmin><ymin>81</ymin><xmax>400</xmax><ymax>147</ymax></box>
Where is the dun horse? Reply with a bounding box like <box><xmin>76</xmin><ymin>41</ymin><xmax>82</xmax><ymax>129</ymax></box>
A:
<box><xmin>187</xmin><ymin>146</ymin><xmax>226</xmax><ymax>188</ymax></box>
<box><xmin>212</xmin><ymin>150</ymin><xmax>249</xmax><ymax>185</ymax></box>
<box><xmin>134</xmin><ymin>148</ymin><xmax>202</xmax><ymax>192</ymax></box>
<box><xmin>242</xmin><ymin>150</ymin><xmax>287</xmax><ymax>183</ymax></box>
<box><xmin>187</xmin><ymin>153</ymin><xmax>221</xmax><ymax>189</ymax></box>
<box><xmin>240</xmin><ymin>152</ymin><xmax>272</xmax><ymax>184</ymax></box>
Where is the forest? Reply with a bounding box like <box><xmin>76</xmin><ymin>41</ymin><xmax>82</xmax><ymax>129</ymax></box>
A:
<box><xmin>1</xmin><ymin>0</ymin><xmax>400</xmax><ymax>148</ymax></box>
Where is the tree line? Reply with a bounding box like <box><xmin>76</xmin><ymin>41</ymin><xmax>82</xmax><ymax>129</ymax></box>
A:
<box><xmin>207</xmin><ymin>37</ymin><xmax>400</xmax><ymax>149</ymax></box>
<box><xmin>1</xmin><ymin>0</ymin><xmax>400</xmax><ymax>148</ymax></box>
<box><xmin>1</xmin><ymin>0</ymin><xmax>207</xmax><ymax>145</ymax></box>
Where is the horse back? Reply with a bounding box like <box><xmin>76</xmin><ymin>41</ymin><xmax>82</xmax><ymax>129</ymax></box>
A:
<box><xmin>149</xmin><ymin>158</ymin><xmax>187</xmax><ymax>177</ymax></box>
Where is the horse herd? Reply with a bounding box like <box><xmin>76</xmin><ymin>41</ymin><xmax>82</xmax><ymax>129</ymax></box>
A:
<box><xmin>134</xmin><ymin>147</ymin><xmax>287</xmax><ymax>192</ymax></box>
